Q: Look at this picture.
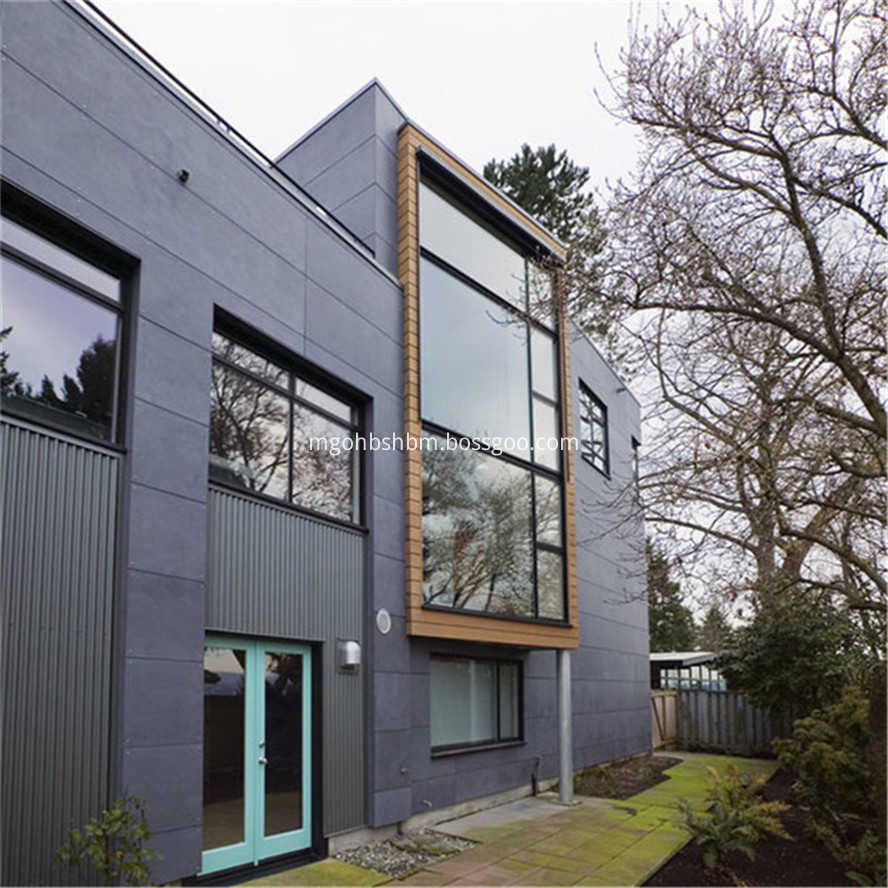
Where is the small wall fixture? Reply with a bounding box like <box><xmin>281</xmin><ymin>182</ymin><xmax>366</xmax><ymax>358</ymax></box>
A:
<box><xmin>338</xmin><ymin>640</ymin><xmax>361</xmax><ymax>671</ymax></box>
<box><xmin>177</xmin><ymin>168</ymin><xmax>190</xmax><ymax>184</ymax></box>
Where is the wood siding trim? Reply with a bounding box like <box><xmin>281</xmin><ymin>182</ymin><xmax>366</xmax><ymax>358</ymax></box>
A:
<box><xmin>398</xmin><ymin>123</ymin><xmax>578</xmax><ymax>650</ymax></box>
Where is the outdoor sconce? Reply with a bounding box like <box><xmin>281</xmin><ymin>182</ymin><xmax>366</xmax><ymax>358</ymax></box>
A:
<box><xmin>338</xmin><ymin>639</ymin><xmax>362</xmax><ymax>671</ymax></box>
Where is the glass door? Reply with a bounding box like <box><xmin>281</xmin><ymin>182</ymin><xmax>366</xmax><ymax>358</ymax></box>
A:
<box><xmin>201</xmin><ymin>637</ymin><xmax>312</xmax><ymax>875</ymax></box>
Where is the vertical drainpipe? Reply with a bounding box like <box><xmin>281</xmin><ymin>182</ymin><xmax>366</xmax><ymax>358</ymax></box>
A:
<box><xmin>557</xmin><ymin>648</ymin><xmax>574</xmax><ymax>805</ymax></box>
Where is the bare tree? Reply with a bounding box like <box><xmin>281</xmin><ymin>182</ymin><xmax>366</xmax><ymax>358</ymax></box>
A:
<box><xmin>600</xmin><ymin>0</ymin><xmax>886</xmax><ymax>620</ymax></box>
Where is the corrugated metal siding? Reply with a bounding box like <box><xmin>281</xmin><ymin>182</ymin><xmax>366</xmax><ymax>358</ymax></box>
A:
<box><xmin>207</xmin><ymin>488</ymin><xmax>365</xmax><ymax>836</ymax></box>
<box><xmin>1</xmin><ymin>420</ymin><xmax>119</xmax><ymax>886</ymax></box>
<box><xmin>678</xmin><ymin>690</ymin><xmax>798</xmax><ymax>756</ymax></box>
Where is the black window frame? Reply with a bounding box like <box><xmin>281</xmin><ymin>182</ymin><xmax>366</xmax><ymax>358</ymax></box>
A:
<box><xmin>429</xmin><ymin>654</ymin><xmax>524</xmax><ymax>756</ymax></box>
<box><xmin>0</xmin><ymin>186</ymin><xmax>132</xmax><ymax>448</ymax></box>
<box><xmin>579</xmin><ymin>382</ymin><xmax>609</xmax><ymax>477</ymax></box>
<box><xmin>209</xmin><ymin>320</ymin><xmax>364</xmax><ymax>528</ymax></box>
<box><xmin>417</xmin><ymin>165</ymin><xmax>568</xmax><ymax>626</ymax></box>
<box><xmin>631</xmin><ymin>436</ymin><xmax>640</xmax><ymax>487</ymax></box>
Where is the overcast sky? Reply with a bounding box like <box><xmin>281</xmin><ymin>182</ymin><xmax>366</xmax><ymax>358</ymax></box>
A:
<box><xmin>94</xmin><ymin>1</ymin><xmax>682</xmax><ymax>199</ymax></box>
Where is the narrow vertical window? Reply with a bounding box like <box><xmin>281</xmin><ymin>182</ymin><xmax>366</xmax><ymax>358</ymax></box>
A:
<box><xmin>631</xmin><ymin>436</ymin><xmax>640</xmax><ymax>486</ymax></box>
<box><xmin>579</xmin><ymin>382</ymin><xmax>609</xmax><ymax>475</ymax></box>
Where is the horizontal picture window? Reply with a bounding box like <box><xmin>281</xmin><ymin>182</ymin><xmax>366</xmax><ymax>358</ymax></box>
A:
<box><xmin>210</xmin><ymin>330</ymin><xmax>359</xmax><ymax>523</ymax></box>
<box><xmin>430</xmin><ymin>657</ymin><xmax>521</xmax><ymax>752</ymax></box>
<box><xmin>1</xmin><ymin>223</ymin><xmax>123</xmax><ymax>443</ymax></box>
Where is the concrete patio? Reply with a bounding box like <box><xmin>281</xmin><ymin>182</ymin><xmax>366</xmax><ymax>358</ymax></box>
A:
<box><xmin>241</xmin><ymin>753</ymin><xmax>778</xmax><ymax>887</ymax></box>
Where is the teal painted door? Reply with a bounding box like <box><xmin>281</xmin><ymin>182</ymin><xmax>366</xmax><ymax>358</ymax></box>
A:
<box><xmin>201</xmin><ymin>637</ymin><xmax>312</xmax><ymax>875</ymax></box>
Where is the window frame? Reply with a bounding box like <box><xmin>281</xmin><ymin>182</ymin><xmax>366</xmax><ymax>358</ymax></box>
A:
<box><xmin>579</xmin><ymin>382</ymin><xmax>609</xmax><ymax>477</ymax></box>
<box><xmin>417</xmin><ymin>170</ymin><xmax>568</xmax><ymax>626</ymax></box>
<box><xmin>429</xmin><ymin>654</ymin><xmax>524</xmax><ymax>756</ymax></box>
<box><xmin>0</xmin><ymin>190</ymin><xmax>131</xmax><ymax>448</ymax></box>
<box><xmin>209</xmin><ymin>321</ymin><xmax>364</xmax><ymax>528</ymax></box>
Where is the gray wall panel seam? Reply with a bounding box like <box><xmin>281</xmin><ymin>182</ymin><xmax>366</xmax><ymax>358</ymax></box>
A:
<box><xmin>2</xmin><ymin>54</ymin><xmax>317</xmax><ymax>279</ymax></box>
<box><xmin>2</xmin><ymin>150</ymin><xmax>310</xmax><ymax>351</ymax></box>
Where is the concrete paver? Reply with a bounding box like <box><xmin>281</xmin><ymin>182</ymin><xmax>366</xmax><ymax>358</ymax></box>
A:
<box><xmin>239</xmin><ymin>753</ymin><xmax>778</xmax><ymax>887</ymax></box>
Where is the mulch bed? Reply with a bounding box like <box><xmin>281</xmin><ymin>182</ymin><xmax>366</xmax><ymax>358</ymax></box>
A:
<box><xmin>644</xmin><ymin>769</ymin><xmax>854</xmax><ymax>886</ymax></box>
<box><xmin>573</xmin><ymin>753</ymin><xmax>684</xmax><ymax>799</ymax></box>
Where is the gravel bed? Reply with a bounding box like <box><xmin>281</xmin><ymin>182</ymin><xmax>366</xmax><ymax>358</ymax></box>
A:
<box><xmin>334</xmin><ymin>828</ymin><xmax>477</xmax><ymax>878</ymax></box>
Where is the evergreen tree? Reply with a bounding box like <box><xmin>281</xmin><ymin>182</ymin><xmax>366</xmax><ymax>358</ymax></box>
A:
<box><xmin>483</xmin><ymin>145</ymin><xmax>619</xmax><ymax>354</ymax></box>
<box><xmin>696</xmin><ymin>603</ymin><xmax>731</xmax><ymax>652</ymax></box>
<box><xmin>484</xmin><ymin>145</ymin><xmax>595</xmax><ymax>244</ymax></box>
<box><xmin>647</xmin><ymin>540</ymin><xmax>696</xmax><ymax>652</ymax></box>
<box><xmin>0</xmin><ymin>327</ymin><xmax>19</xmax><ymax>396</ymax></box>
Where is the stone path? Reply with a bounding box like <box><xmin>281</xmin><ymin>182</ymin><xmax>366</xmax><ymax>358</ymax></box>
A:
<box><xmin>242</xmin><ymin>753</ymin><xmax>778</xmax><ymax>887</ymax></box>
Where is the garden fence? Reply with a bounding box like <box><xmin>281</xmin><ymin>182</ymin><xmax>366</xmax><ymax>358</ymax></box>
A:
<box><xmin>675</xmin><ymin>689</ymin><xmax>798</xmax><ymax>756</ymax></box>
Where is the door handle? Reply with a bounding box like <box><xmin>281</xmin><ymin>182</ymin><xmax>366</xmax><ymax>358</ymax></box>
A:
<box><xmin>258</xmin><ymin>756</ymin><xmax>268</xmax><ymax>765</ymax></box>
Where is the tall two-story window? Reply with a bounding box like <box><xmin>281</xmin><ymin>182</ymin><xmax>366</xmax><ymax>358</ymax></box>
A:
<box><xmin>1</xmin><ymin>216</ymin><xmax>124</xmax><ymax>442</ymax></box>
<box><xmin>418</xmin><ymin>177</ymin><xmax>566</xmax><ymax>621</ymax></box>
<box><xmin>209</xmin><ymin>330</ymin><xmax>360</xmax><ymax>524</ymax></box>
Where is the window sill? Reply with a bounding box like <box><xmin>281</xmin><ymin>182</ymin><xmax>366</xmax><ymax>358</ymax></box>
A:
<box><xmin>0</xmin><ymin>410</ymin><xmax>125</xmax><ymax>455</ymax></box>
<box><xmin>431</xmin><ymin>739</ymin><xmax>525</xmax><ymax>759</ymax></box>
<box><xmin>208</xmin><ymin>480</ymin><xmax>367</xmax><ymax>534</ymax></box>
<box><xmin>422</xmin><ymin>603</ymin><xmax>570</xmax><ymax>628</ymax></box>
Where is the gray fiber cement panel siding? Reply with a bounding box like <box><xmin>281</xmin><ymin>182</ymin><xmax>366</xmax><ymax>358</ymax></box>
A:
<box><xmin>2</xmin><ymin>3</ymin><xmax>403</xmax><ymax>879</ymax></box>
<box><xmin>207</xmin><ymin>489</ymin><xmax>366</xmax><ymax>836</ymax></box>
<box><xmin>1</xmin><ymin>421</ymin><xmax>118</xmax><ymax>887</ymax></box>
<box><xmin>276</xmin><ymin>84</ymin><xmax>404</xmax><ymax>276</ymax></box>
<box><xmin>570</xmin><ymin>329</ymin><xmax>651</xmax><ymax>764</ymax></box>
<box><xmin>2</xmin><ymin>2</ymin><xmax>650</xmax><ymax>872</ymax></box>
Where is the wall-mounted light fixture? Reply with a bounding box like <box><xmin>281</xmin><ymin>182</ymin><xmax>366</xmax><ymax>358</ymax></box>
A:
<box><xmin>338</xmin><ymin>639</ymin><xmax>361</xmax><ymax>671</ymax></box>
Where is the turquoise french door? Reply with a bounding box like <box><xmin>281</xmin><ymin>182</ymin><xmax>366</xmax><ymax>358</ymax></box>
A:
<box><xmin>201</xmin><ymin>636</ymin><xmax>312</xmax><ymax>875</ymax></box>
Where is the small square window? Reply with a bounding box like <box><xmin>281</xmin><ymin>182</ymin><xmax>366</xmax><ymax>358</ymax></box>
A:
<box><xmin>430</xmin><ymin>656</ymin><xmax>522</xmax><ymax>753</ymax></box>
<box><xmin>579</xmin><ymin>382</ymin><xmax>609</xmax><ymax>476</ymax></box>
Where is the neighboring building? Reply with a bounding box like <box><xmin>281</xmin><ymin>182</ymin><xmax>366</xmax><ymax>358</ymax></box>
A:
<box><xmin>0</xmin><ymin>3</ymin><xmax>649</xmax><ymax>884</ymax></box>
<box><xmin>650</xmin><ymin>652</ymin><xmax>726</xmax><ymax>691</ymax></box>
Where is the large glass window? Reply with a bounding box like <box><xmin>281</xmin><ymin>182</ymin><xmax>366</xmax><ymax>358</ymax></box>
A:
<box><xmin>1</xmin><ymin>218</ymin><xmax>123</xmax><ymax>442</ymax></box>
<box><xmin>422</xmin><ymin>434</ymin><xmax>534</xmax><ymax>617</ymax></box>
<box><xmin>579</xmin><ymin>382</ymin><xmax>609</xmax><ymax>476</ymax></box>
<box><xmin>210</xmin><ymin>331</ymin><xmax>359</xmax><ymax>523</ymax></box>
<box><xmin>420</xmin><ymin>258</ymin><xmax>530</xmax><ymax>458</ymax></box>
<box><xmin>418</xmin><ymin>173</ymin><xmax>565</xmax><ymax>622</ymax></box>
<box><xmin>430</xmin><ymin>657</ymin><xmax>521</xmax><ymax>752</ymax></box>
<box><xmin>420</xmin><ymin>183</ymin><xmax>527</xmax><ymax>311</ymax></box>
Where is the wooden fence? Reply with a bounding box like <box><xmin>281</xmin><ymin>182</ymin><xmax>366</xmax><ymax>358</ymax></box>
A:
<box><xmin>651</xmin><ymin>689</ymin><xmax>799</xmax><ymax>755</ymax></box>
<box><xmin>651</xmin><ymin>690</ymin><xmax>678</xmax><ymax>748</ymax></box>
<box><xmin>676</xmin><ymin>690</ymin><xmax>798</xmax><ymax>756</ymax></box>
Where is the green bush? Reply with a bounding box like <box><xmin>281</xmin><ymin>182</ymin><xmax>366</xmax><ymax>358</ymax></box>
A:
<box><xmin>774</xmin><ymin>686</ymin><xmax>886</xmax><ymax>884</ymax></box>
<box><xmin>54</xmin><ymin>795</ymin><xmax>161</xmax><ymax>886</ymax></box>
<box><xmin>773</xmin><ymin>686</ymin><xmax>872</xmax><ymax>832</ymax></box>
<box><xmin>717</xmin><ymin>595</ymin><xmax>868</xmax><ymax>716</ymax></box>
<box><xmin>678</xmin><ymin>764</ymin><xmax>790</xmax><ymax>869</ymax></box>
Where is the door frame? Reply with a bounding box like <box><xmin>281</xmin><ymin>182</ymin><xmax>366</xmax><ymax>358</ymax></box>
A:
<box><xmin>201</xmin><ymin>635</ymin><xmax>313</xmax><ymax>876</ymax></box>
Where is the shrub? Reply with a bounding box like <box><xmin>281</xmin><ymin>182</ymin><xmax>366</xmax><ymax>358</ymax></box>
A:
<box><xmin>774</xmin><ymin>686</ymin><xmax>886</xmax><ymax>884</ymax></box>
<box><xmin>773</xmin><ymin>686</ymin><xmax>872</xmax><ymax>833</ymax></box>
<box><xmin>717</xmin><ymin>595</ymin><xmax>868</xmax><ymax>716</ymax></box>
<box><xmin>54</xmin><ymin>795</ymin><xmax>161</xmax><ymax>886</ymax></box>
<box><xmin>678</xmin><ymin>765</ymin><xmax>790</xmax><ymax>869</ymax></box>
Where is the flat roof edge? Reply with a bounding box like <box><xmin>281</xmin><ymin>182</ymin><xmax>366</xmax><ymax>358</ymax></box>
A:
<box><xmin>62</xmin><ymin>1</ymin><xmax>401</xmax><ymax>288</ymax></box>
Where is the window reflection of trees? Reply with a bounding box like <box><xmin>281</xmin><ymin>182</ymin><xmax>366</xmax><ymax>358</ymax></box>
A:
<box><xmin>291</xmin><ymin>405</ymin><xmax>352</xmax><ymax>522</ymax></box>
<box><xmin>1</xmin><ymin>326</ymin><xmax>117</xmax><ymax>439</ymax></box>
<box><xmin>210</xmin><ymin>362</ymin><xmax>289</xmax><ymax>498</ymax></box>
<box><xmin>209</xmin><ymin>333</ymin><xmax>355</xmax><ymax>522</ymax></box>
<box><xmin>422</xmin><ymin>441</ymin><xmax>534</xmax><ymax>617</ymax></box>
